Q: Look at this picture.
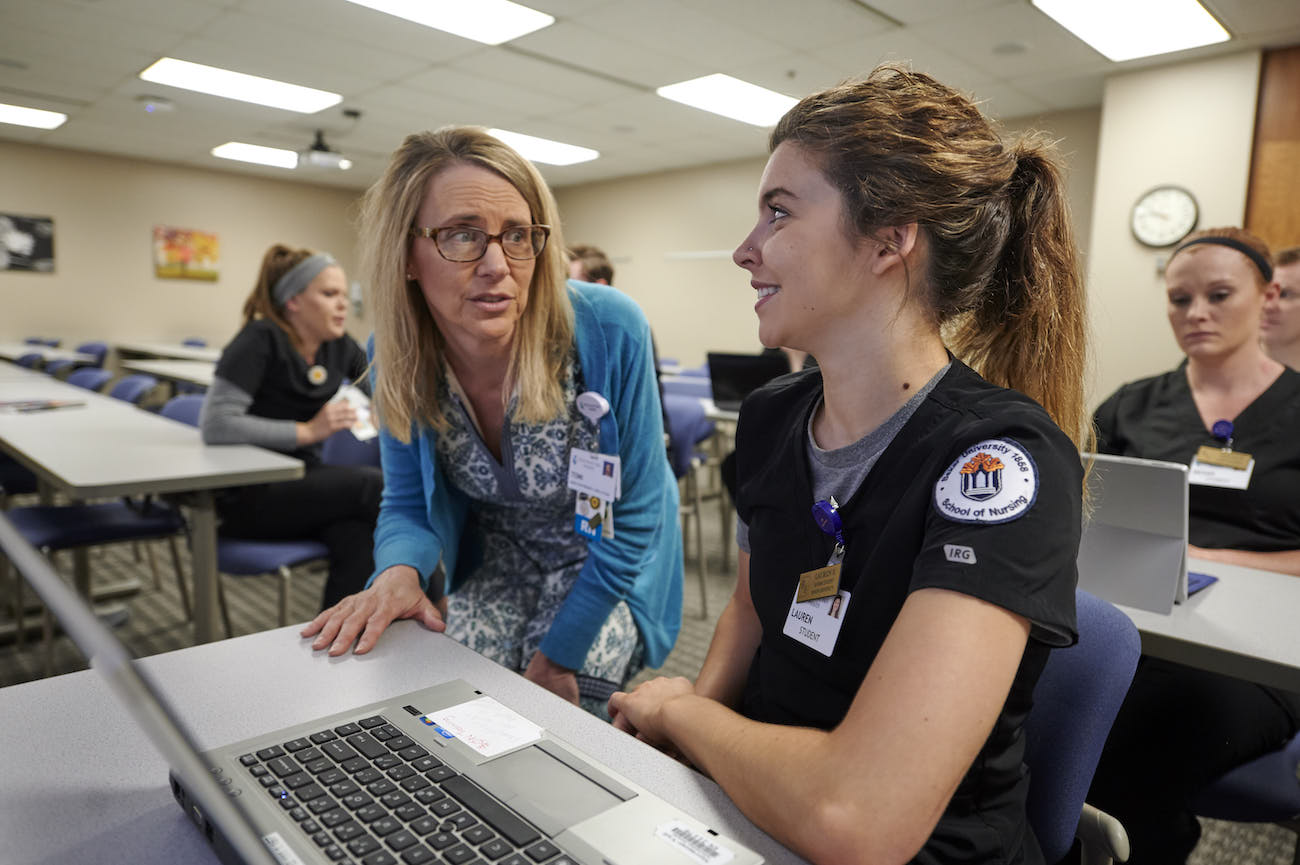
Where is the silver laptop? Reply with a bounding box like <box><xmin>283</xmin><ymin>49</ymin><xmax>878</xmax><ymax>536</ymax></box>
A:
<box><xmin>1</xmin><ymin>512</ymin><xmax>763</xmax><ymax>865</ymax></box>
<box><xmin>1077</xmin><ymin>452</ymin><xmax>1189</xmax><ymax>614</ymax></box>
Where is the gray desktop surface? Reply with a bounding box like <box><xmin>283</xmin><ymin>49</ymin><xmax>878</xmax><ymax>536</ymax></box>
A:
<box><xmin>1118</xmin><ymin>557</ymin><xmax>1300</xmax><ymax>694</ymax></box>
<box><xmin>0</xmin><ymin>621</ymin><xmax>806</xmax><ymax>865</ymax></box>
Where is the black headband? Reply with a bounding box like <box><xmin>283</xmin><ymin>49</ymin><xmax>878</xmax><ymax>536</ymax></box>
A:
<box><xmin>1172</xmin><ymin>236</ymin><xmax>1273</xmax><ymax>282</ymax></box>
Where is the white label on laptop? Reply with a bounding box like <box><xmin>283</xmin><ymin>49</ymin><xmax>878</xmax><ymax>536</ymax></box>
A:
<box><xmin>783</xmin><ymin>589</ymin><xmax>851</xmax><ymax>657</ymax></box>
<box><xmin>1188</xmin><ymin>456</ymin><xmax>1254</xmax><ymax>490</ymax></box>
<box><xmin>329</xmin><ymin>383</ymin><xmax>378</xmax><ymax>441</ymax></box>
<box><xmin>567</xmin><ymin>448</ymin><xmax>620</xmax><ymax>501</ymax></box>
<box><xmin>423</xmin><ymin>696</ymin><xmax>543</xmax><ymax>759</ymax></box>
<box><xmin>262</xmin><ymin>832</ymin><xmax>308</xmax><ymax>865</ymax></box>
<box><xmin>655</xmin><ymin>820</ymin><xmax>735</xmax><ymax>865</ymax></box>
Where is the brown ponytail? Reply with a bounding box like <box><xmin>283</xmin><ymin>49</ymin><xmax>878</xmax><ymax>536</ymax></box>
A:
<box><xmin>243</xmin><ymin>243</ymin><xmax>313</xmax><ymax>348</ymax></box>
<box><xmin>770</xmin><ymin>65</ymin><xmax>1090</xmax><ymax>449</ymax></box>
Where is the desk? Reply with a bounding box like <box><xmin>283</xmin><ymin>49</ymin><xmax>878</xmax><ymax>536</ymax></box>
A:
<box><xmin>0</xmin><ymin>361</ymin><xmax>302</xmax><ymax>643</ymax></box>
<box><xmin>0</xmin><ymin>621</ymin><xmax>804</xmax><ymax>865</ymax></box>
<box><xmin>117</xmin><ymin>341</ymin><xmax>222</xmax><ymax>363</ymax></box>
<box><xmin>0</xmin><ymin>342</ymin><xmax>96</xmax><ymax>365</ymax></box>
<box><xmin>121</xmin><ymin>359</ymin><xmax>215</xmax><ymax>390</ymax></box>
<box><xmin>1116</xmin><ymin>557</ymin><xmax>1300</xmax><ymax>693</ymax></box>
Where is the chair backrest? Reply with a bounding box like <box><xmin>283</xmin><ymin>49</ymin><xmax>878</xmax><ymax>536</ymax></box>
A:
<box><xmin>181</xmin><ymin>337</ymin><xmax>208</xmax><ymax>347</ymax></box>
<box><xmin>15</xmin><ymin>352</ymin><xmax>43</xmax><ymax>369</ymax></box>
<box><xmin>677</xmin><ymin>363</ymin><xmax>710</xmax><ymax>378</ymax></box>
<box><xmin>24</xmin><ymin>337</ymin><xmax>60</xmax><ymax>347</ymax></box>
<box><xmin>160</xmin><ymin>394</ymin><xmax>205</xmax><ymax>427</ymax></box>
<box><xmin>109</xmin><ymin>374</ymin><xmax>159</xmax><ymax>406</ymax></box>
<box><xmin>66</xmin><ymin>367</ymin><xmax>113</xmax><ymax>392</ymax></box>
<box><xmin>661</xmin><ymin>376</ymin><xmax>713</xmax><ymax>399</ymax></box>
<box><xmin>1023</xmin><ymin>589</ymin><xmax>1141</xmax><ymax>863</ymax></box>
<box><xmin>321</xmin><ymin>429</ymin><xmax>381</xmax><ymax>467</ymax></box>
<box><xmin>74</xmin><ymin>341</ymin><xmax>108</xmax><ymax>367</ymax></box>
<box><xmin>662</xmin><ymin>393</ymin><xmax>715</xmax><ymax>479</ymax></box>
<box><xmin>44</xmin><ymin>358</ymin><xmax>76</xmax><ymax>377</ymax></box>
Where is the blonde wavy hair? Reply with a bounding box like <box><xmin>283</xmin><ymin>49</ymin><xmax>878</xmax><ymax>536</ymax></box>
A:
<box><xmin>359</xmin><ymin>127</ymin><xmax>574</xmax><ymax>441</ymax></box>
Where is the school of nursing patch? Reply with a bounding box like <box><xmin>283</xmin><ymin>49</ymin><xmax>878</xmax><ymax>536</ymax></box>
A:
<box><xmin>933</xmin><ymin>438</ymin><xmax>1038</xmax><ymax>524</ymax></box>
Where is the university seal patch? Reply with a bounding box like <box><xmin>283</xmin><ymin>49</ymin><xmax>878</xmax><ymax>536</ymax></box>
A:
<box><xmin>933</xmin><ymin>438</ymin><xmax>1038</xmax><ymax>524</ymax></box>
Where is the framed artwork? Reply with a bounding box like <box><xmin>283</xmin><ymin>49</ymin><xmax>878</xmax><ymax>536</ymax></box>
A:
<box><xmin>0</xmin><ymin>213</ymin><xmax>55</xmax><ymax>272</ymax></box>
<box><xmin>153</xmin><ymin>225</ymin><xmax>219</xmax><ymax>281</ymax></box>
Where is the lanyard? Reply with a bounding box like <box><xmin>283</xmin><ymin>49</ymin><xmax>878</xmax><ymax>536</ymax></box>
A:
<box><xmin>1210</xmin><ymin>419</ymin><xmax>1234</xmax><ymax>450</ymax></box>
<box><xmin>811</xmin><ymin>495</ymin><xmax>846</xmax><ymax>566</ymax></box>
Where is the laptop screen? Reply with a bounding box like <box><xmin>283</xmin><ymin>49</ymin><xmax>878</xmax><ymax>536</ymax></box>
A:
<box><xmin>706</xmin><ymin>352</ymin><xmax>791</xmax><ymax>409</ymax></box>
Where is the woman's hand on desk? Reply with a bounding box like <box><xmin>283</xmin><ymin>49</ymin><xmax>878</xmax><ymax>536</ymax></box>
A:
<box><xmin>608</xmin><ymin>676</ymin><xmax>697</xmax><ymax>748</ymax></box>
<box><xmin>301</xmin><ymin>565</ymin><xmax>446</xmax><ymax>655</ymax></box>
<box><xmin>523</xmin><ymin>651</ymin><xmax>580</xmax><ymax>705</ymax></box>
<box><xmin>297</xmin><ymin>401</ymin><xmax>358</xmax><ymax>445</ymax></box>
<box><xmin>1188</xmin><ymin>544</ymin><xmax>1300</xmax><ymax>577</ymax></box>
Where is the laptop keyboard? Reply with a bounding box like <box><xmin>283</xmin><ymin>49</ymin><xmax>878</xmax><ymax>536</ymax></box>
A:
<box><xmin>238</xmin><ymin>714</ymin><xmax>577</xmax><ymax>865</ymax></box>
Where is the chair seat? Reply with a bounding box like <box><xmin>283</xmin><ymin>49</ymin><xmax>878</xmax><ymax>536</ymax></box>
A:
<box><xmin>1192</xmin><ymin>731</ymin><xmax>1300</xmax><ymax>822</ymax></box>
<box><xmin>8</xmin><ymin>502</ymin><xmax>184</xmax><ymax>549</ymax></box>
<box><xmin>217</xmin><ymin>537</ymin><xmax>329</xmax><ymax>576</ymax></box>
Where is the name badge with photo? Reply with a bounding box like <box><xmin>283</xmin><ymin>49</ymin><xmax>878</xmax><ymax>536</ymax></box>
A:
<box><xmin>1189</xmin><ymin>446</ymin><xmax>1254</xmax><ymax>490</ymax></box>
<box><xmin>783</xmin><ymin>588</ymin><xmax>851</xmax><ymax>657</ymax></box>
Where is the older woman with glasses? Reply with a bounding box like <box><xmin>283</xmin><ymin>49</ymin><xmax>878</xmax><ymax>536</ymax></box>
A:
<box><xmin>302</xmin><ymin>127</ymin><xmax>682</xmax><ymax>717</ymax></box>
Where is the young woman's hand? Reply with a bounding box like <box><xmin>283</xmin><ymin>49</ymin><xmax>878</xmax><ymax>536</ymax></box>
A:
<box><xmin>301</xmin><ymin>565</ymin><xmax>445</xmax><ymax>655</ymax></box>
<box><xmin>298</xmin><ymin>401</ymin><xmax>358</xmax><ymax>445</ymax></box>
<box><xmin>608</xmin><ymin>676</ymin><xmax>696</xmax><ymax>747</ymax></box>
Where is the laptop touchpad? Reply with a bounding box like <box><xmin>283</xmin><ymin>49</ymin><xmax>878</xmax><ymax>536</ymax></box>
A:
<box><xmin>474</xmin><ymin>743</ymin><xmax>632</xmax><ymax>836</ymax></box>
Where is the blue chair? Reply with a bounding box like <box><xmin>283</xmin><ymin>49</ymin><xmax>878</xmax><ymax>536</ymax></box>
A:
<box><xmin>15</xmin><ymin>352</ymin><xmax>43</xmax><ymax>369</ymax></box>
<box><xmin>181</xmin><ymin>338</ymin><xmax>207</xmax><ymax>347</ymax></box>
<box><xmin>1192</xmin><ymin>732</ymin><xmax>1300</xmax><ymax>862</ymax></box>
<box><xmin>663</xmin><ymin>394</ymin><xmax>717</xmax><ymax>618</ymax></box>
<box><xmin>677</xmin><ymin>363</ymin><xmax>710</xmax><ymax>378</ymax></box>
<box><xmin>321</xmin><ymin>428</ymin><xmax>380</xmax><ymax>467</ymax></box>
<box><xmin>24</xmin><ymin>337</ymin><xmax>60</xmax><ymax>348</ymax></box>
<box><xmin>161</xmin><ymin>395</ymin><xmax>327</xmax><ymax>634</ymax></box>
<box><xmin>43</xmin><ymin>358</ymin><xmax>78</xmax><ymax>378</ymax></box>
<box><xmin>0</xmin><ymin>456</ymin><xmax>39</xmax><ymax>505</ymax></box>
<box><xmin>74</xmin><ymin>341</ymin><xmax>108</xmax><ymax>368</ymax></box>
<box><xmin>109</xmin><ymin>374</ymin><xmax>159</xmax><ymax>406</ymax></box>
<box><xmin>66</xmin><ymin>368</ymin><xmax>112</xmax><ymax>392</ymax></box>
<box><xmin>1024</xmin><ymin>589</ymin><xmax>1140</xmax><ymax>864</ymax></box>
<box><xmin>661</xmin><ymin>376</ymin><xmax>713</xmax><ymax>399</ymax></box>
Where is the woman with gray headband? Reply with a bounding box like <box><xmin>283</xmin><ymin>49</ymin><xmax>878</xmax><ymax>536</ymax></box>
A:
<box><xmin>1088</xmin><ymin>227</ymin><xmax>1300</xmax><ymax>863</ymax></box>
<box><xmin>200</xmin><ymin>243</ymin><xmax>382</xmax><ymax>610</ymax></box>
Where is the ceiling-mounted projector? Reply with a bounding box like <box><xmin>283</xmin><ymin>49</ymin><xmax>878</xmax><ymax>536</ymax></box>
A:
<box><xmin>298</xmin><ymin>129</ymin><xmax>352</xmax><ymax>170</ymax></box>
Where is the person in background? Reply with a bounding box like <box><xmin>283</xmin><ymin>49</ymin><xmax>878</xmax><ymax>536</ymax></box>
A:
<box><xmin>301</xmin><ymin>128</ymin><xmax>682</xmax><ymax>718</ymax></box>
<box><xmin>567</xmin><ymin>243</ymin><xmax>614</xmax><ymax>284</ymax></box>
<box><xmin>1262</xmin><ymin>245</ymin><xmax>1300</xmax><ymax>370</ymax></box>
<box><xmin>1087</xmin><ymin>227</ymin><xmax>1300</xmax><ymax>864</ymax></box>
<box><xmin>609</xmin><ymin>66</ymin><xmax>1089</xmax><ymax>864</ymax></box>
<box><xmin>200</xmin><ymin>244</ymin><xmax>381</xmax><ymax>610</ymax></box>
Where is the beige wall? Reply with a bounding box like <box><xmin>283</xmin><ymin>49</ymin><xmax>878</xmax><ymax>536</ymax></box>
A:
<box><xmin>1086</xmin><ymin>51</ymin><xmax>1262</xmax><ymax>406</ymax></box>
<box><xmin>554</xmin><ymin>106</ymin><xmax>1102</xmax><ymax>369</ymax></box>
<box><xmin>0</xmin><ymin>140</ymin><xmax>364</xmax><ymax>355</ymax></box>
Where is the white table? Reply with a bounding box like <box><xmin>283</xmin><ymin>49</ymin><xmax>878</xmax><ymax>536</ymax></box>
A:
<box><xmin>121</xmin><ymin>359</ymin><xmax>216</xmax><ymax>390</ymax></box>
<box><xmin>1116</xmin><ymin>557</ymin><xmax>1300</xmax><ymax>693</ymax></box>
<box><xmin>116</xmin><ymin>341</ymin><xmax>222</xmax><ymax>363</ymax></box>
<box><xmin>0</xmin><ymin>621</ymin><xmax>804</xmax><ymax>865</ymax></box>
<box><xmin>0</xmin><ymin>362</ymin><xmax>302</xmax><ymax>643</ymax></box>
<box><xmin>0</xmin><ymin>342</ymin><xmax>96</xmax><ymax>365</ymax></box>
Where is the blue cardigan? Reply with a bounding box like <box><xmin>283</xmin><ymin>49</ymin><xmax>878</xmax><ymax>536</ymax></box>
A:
<box><xmin>369</xmin><ymin>281</ymin><xmax>683</xmax><ymax>669</ymax></box>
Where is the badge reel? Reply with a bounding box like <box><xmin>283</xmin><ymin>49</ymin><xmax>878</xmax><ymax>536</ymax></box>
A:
<box><xmin>1189</xmin><ymin>419</ymin><xmax>1255</xmax><ymax>490</ymax></box>
<box><xmin>783</xmin><ymin>496</ymin><xmax>852</xmax><ymax>657</ymax></box>
<box><xmin>568</xmin><ymin>391</ymin><xmax>620</xmax><ymax>543</ymax></box>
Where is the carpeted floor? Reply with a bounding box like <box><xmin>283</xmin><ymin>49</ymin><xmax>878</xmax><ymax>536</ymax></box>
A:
<box><xmin>0</xmin><ymin>489</ymin><xmax>1294</xmax><ymax>863</ymax></box>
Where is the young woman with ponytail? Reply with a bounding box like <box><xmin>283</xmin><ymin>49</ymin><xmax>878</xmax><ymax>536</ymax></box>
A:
<box><xmin>609</xmin><ymin>66</ymin><xmax>1088</xmax><ymax>865</ymax></box>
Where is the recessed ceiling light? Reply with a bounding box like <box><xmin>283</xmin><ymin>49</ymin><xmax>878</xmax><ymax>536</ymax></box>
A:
<box><xmin>656</xmin><ymin>74</ymin><xmax>797</xmax><ymax>127</ymax></box>
<box><xmin>0</xmin><ymin>102</ymin><xmax>67</xmax><ymax>130</ymax></box>
<box><xmin>140</xmin><ymin>58</ymin><xmax>341</xmax><ymax>114</ymax></box>
<box><xmin>343</xmin><ymin>0</ymin><xmax>553</xmax><ymax>45</ymax></box>
<box><xmin>487</xmin><ymin>129</ymin><xmax>599</xmax><ymax>166</ymax></box>
<box><xmin>211</xmin><ymin>142</ymin><xmax>299</xmax><ymax>169</ymax></box>
<box><xmin>1031</xmin><ymin>0</ymin><xmax>1229</xmax><ymax>62</ymax></box>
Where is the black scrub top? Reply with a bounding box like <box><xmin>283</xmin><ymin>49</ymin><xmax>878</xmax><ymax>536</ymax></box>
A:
<box><xmin>1094</xmin><ymin>364</ymin><xmax>1300</xmax><ymax>551</ymax></box>
<box><xmin>216</xmin><ymin>318</ymin><xmax>368</xmax><ymax>462</ymax></box>
<box><xmin>734</xmin><ymin>360</ymin><xmax>1080</xmax><ymax>865</ymax></box>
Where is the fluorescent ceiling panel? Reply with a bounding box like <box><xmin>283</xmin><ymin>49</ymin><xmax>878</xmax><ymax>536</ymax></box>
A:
<box><xmin>211</xmin><ymin>142</ymin><xmax>299</xmax><ymax>169</ymax></box>
<box><xmin>488</xmin><ymin>128</ymin><xmax>599</xmax><ymax>166</ymax></box>
<box><xmin>140</xmin><ymin>58</ymin><xmax>342</xmax><ymax>114</ymax></box>
<box><xmin>343</xmin><ymin>0</ymin><xmax>553</xmax><ymax>45</ymax></box>
<box><xmin>0</xmin><ymin>102</ymin><xmax>67</xmax><ymax>130</ymax></box>
<box><xmin>1031</xmin><ymin>0</ymin><xmax>1229</xmax><ymax>62</ymax></box>
<box><xmin>656</xmin><ymin>74</ymin><xmax>797</xmax><ymax>127</ymax></box>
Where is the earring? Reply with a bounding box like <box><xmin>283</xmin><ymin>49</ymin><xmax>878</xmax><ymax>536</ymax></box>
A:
<box><xmin>405</xmin><ymin>273</ymin><xmax>414</xmax><ymax>280</ymax></box>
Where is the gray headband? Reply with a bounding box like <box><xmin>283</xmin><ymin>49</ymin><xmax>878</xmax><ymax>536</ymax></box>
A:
<box><xmin>272</xmin><ymin>253</ymin><xmax>336</xmax><ymax>307</ymax></box>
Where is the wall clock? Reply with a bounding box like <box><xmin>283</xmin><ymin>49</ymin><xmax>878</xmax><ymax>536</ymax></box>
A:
<box><xmin>1131</xmin><ymin>185</ymin><xmax>1198</xmax><ymax>248</ymax></box>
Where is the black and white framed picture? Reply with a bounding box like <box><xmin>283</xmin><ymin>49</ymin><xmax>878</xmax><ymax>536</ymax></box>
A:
<box><xmin>0</xmin><ymin>213</ymin><xmax>55</xmax><ymax>272</ymax></box>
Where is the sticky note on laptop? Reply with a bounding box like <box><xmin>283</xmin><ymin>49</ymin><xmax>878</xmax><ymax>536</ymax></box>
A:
<box><xmin>422</xmin><ymin>696</ymin><xmax>543</xmax><ymax>758</ymax></box>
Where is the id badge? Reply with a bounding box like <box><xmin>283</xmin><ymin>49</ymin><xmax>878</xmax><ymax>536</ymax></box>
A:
<box><xmin>1189</xmin><ymin>448</ymin><xmax>1254</xmax><ymax>490</ymax></box>
<box><xmin>783</xmin><ymin>587</ymin><xmax>851</xmax><ymax>657</ymax></box>
<box><xmin>567</xmin><ymin>448</ymin><xmax>620</xmax><ymax>501</ymax></box>
<box><xmin>574</xmin><ymin>493</ymin><xmax>608</xmax><ymax>543</ymax></box>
